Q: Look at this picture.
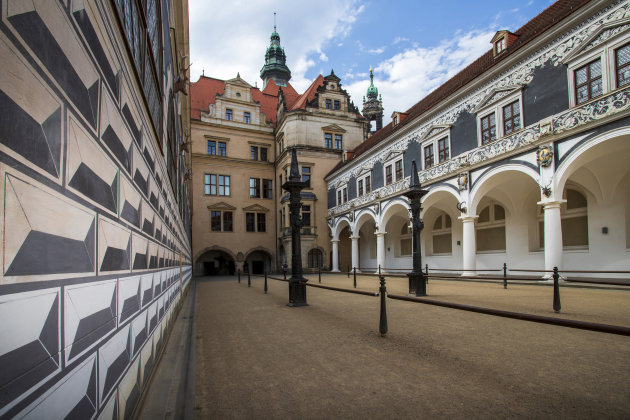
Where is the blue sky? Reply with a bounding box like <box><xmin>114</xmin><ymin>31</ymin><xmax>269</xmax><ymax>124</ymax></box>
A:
<box><xmin>189</xmin><ymin>0</ymin><xmax>555</xmax><ymax>124</ymax></box>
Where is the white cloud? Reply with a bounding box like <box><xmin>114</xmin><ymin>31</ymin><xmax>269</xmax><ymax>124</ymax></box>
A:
<box><xmin>392</xmin><ymin>36</ymin><xmax>409</xmax><ymax>45</ymax></box>
<box><xmin>189</xmin><ymin>0</ymin><xmax>364</xmax><ymax>91</ymax></box>
<box><xmin>368</xmin><ymin>46</ymin><xmax>386</xmax><ymax>54</ymax></box>
<box><xmin>344</xmin><ymin>28</ymin><xmax>494</xmax><ymax>124</ymax></box>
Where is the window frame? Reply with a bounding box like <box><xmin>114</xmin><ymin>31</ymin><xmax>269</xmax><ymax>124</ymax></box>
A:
<box><xmin>333</xmin><ymin>100</ymin><xmax>340</xmax><ymax>110</ymax></box>
<box><xmin>226</xmin><ymin>108</ymin><xmax>233</xmax><ymax>121</ymax></box>
<box><xmin>356</xmin><ymin>172</ymin><xmax>371</xmax><ymax>197</ymax></box>
<box><xmin>334</xmin><ymin>134</ymin><xmax>343</xmax><ymax>150</ymax></box>
<box><xmin>475</xmin><ymin>89</ymin><xmax>523</xmax><ymax>146</ymax></box>
<box><xmin>336</xmin><ymin>184</ymin><xmax>348</xmax><ymax>206</ymax></box>
<box><xmin>301</xmin><ymin>166</ymin><xmax>311</xmax><ymax>188</ymax></box>
<box><xmin>244</xmin><ymin>111</ymin><xmax>251</xmax><ymax>124</ymax></box>
<box><xmin>245</xmin><ymin>212</ymin><xmax>267</xmax><ymax>233</ymax></box>
<box><xmin>325</xmin><ymin>99</ymin><xmax>332</xmax><ymax>109</ymax></box>
<box><xmin>263</xmin><ymin>179</ymin><xmax>273</xmax><ymax>199</ymax></box>
<box><xmin>574</xmin><ymin>59</ymin><xmax>603</xmax><ymax>105</ymax></box>
<box><xmin>210</xmin><ymin>210</ymin><xmax>233</xmax><ymax>232</ymax></box>
<box><xmin>204</xmin><ymin>174</ymin><xmax>231</xmax><ymax>196</ymax></box>
<box><xmin>615</xmin><ymin>42</ymin><xmax>630</xmax><ymax>88</ymax></box>
<box><xmin>249</xmin><ymin>177</ymin><xmax>261</xmax><ymax>198</ymax></box>
<box><xmin>217</xmin><ymin>141</ymin><xmax>227</xmax><ymax>157</ymax></box>
<box><xmin>423</xmin><ymin>144</ymin><xmax>434</xmax><ymax>169</ymax></box>
<box><xmin>324</xmin><ymin>133</ymin><xmax>333</xmax><ymax>148</ymax></box>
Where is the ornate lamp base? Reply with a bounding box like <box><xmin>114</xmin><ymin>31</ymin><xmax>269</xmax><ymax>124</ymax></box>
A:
<box><xmin>288</xmin><ymin>280</ymin><xmax>308</xmax><ymax>306</ymax></box>
<box><xmin>407</xmin><ymin>272</ymin><xmax>426</xmax><ymax>297</ymax></box>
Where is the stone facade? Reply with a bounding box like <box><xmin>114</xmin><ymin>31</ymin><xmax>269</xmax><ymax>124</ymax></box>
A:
<box><xmin>0</xmin><ymin>0</ymin><xmax>192</xmax><ymax>418</ymax></box>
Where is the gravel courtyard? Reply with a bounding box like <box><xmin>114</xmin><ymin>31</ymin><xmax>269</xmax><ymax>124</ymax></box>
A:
<box><xmin>194</xmin><ymin>274</ymin><xmax>630</xmax><ymax>419</ymax></box>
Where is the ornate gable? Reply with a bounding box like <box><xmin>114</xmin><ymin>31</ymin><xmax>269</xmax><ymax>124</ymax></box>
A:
<box><xmin>473</xmin><ymin>85</ymin><xmax>522</xmax><ymax>113</ymax></box>
<box><xmin>207</xmin><ymin>202</ymin><xmax>236</xmax><ymax>211</ymax></box>
<box><xmin>421</xmin><ymin>124</ymin><xmax>451</xmax><ymax>141</ymax></box>
<box><xmin>321</xmin><ymin>124</ymin><xmax>346</xmax><ymax>133</ymax></box>
<box><xmin>563</xmin><ymin>18</ymin><xmax>630</xmax><ymax>63</ymax></box>
<box><xmin>243</xmin><ymin>204</ymin><xmax>270</xmax><ymax>212</ymax></box>
<box><xmin>383</xmin><ymin>149</ymin><xmax>405</xmax><ymax>163</ymax></box>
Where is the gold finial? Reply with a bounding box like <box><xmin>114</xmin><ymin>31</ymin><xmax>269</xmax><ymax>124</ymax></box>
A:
<box><xmin>370</xmin><ymin>65</ymin><xmax>373</xmax><ymax>73</ymax></box>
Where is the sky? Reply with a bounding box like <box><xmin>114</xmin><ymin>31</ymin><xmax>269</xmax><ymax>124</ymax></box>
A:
<box><xmin>189</xmin><ymin>0</ymin><xmax>556</xmax><ymax>125</ymax></box>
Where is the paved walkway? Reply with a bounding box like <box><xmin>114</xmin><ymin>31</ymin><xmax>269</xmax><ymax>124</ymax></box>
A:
<box><xmin>140</xmin><ymin>274</ymin><xmax>630</xmax><ymax>419</ymax></box>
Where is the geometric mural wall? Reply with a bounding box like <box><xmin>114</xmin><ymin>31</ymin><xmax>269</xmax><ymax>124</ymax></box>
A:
<box><xmin>0</xmin><ymin>0</ymin><xmax>192</xmax><ymax>418</ymax></box>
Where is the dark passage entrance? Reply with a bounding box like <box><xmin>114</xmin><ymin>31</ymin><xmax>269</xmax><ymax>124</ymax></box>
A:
<box><xmin>195</xmin><ymin>250</ymin><xmax>235</xmax><ymax>276</ymax></box>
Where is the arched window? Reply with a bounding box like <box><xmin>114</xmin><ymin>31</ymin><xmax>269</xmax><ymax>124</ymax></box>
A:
<box><xmin>538</xmin><ymin>188</ymin><xmax>589</xmax><ymax>249</ymax></box>
<box><xmin>476</xmin><ymin>202</ymin><xmax>506</xmax><ymax>252</ymax></box>
<box><xmin>399</xmin><ymin>222</ymin><xmax>412</xmax><ymax>256</ymax></box>
<box><xmin>432</xmin><ymin>213</ymin><xmax>452</xmax><ymax>255</ymax></box>
<box><xmin>308</xmin><ymin>249</ymin><xmax>323</xmax><ymax>268</ymax></box>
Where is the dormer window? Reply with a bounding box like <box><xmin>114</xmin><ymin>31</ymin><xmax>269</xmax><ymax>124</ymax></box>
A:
<box><xmin>392</xmin><ymin>115</ymin><xmax>398</xmax><ymax>126</ymax></box>
<box><xmin>495</xmin><ymin>37</ymin><xmax>506</xmax><ymax>55</ymax></box>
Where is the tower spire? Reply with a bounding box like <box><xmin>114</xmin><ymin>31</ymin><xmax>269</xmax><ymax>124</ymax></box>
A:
<box><xmin>362</xmin><ymin>67</ymin><xmax>384</xmax><ymax>132</ymax></box>
<box><xmin>260</xmin><ymin>15</ymin><xmax>292</xmax><ymax>89</ymax></box>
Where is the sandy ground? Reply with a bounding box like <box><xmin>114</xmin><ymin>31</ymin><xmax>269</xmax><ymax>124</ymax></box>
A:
<box><xmin>194</xmin><ymin>274</ymin><xmax>630</xmax><ymax>419</ymax></box>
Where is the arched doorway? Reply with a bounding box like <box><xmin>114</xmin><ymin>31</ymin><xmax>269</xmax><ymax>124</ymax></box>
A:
<box><xmin>245</xmin><ymin>249</ymin><xmax>273</xmax><ymax>274</ymax></box>
<box><xmin>195</xmin><ymin>249</ymin><xmax>235</xmax><ymax>276</ymax></box>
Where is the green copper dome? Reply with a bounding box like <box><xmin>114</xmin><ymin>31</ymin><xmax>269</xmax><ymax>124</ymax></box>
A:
<box><xmin>260</xmin><ymin>26</ymin><xmax>291</xmax><ymax>88</ymax></box>
<box><xmin>366</xmin><ymin>67</ymin><xmax>378</xmax><ymax>99</ymax></box>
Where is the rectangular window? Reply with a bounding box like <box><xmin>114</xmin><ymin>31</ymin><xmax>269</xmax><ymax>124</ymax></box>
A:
<box><xmin>302</xmin><ymin>205</ymin><xmax>311</xmax><ymax>226</ymax></box>
<box><xmin>204</xmin><ymin>174</ymin><xmax>217</xmax><ymax>195</ymax></box>
<box><xmin>575</xmin><ymin>59</ymin><xmax>602</xmax><ymax>104</ymax></box>
<box><xmin>244</xmin><ymin>111</ymin><xmax>251</xmax><ymax>124</ymax></box>
<box><xmin>424</xmin><ymin>145</ymin><xmax>434</xmax><ymax>169</ymax></box>
<box><xmin>337</xmin><ymin>190</ymin><xmax>342</xmax><ymax>205</ymax></box>
<box><xmin>263</xmin><ymin>179</ymin><xmax>273</xmax><ymax>199</ymax></box>
<box><xmin>260</xmin><ymin>147</ymin><xmax>268</xmax><ymax>162</ymax></box>
<box><xmin>302</xmin><ymin>166</ymin><xmax>311</xmax><ymax>187</ymax></box>
<box><xmin>218</xmin><ymin>175</ymin><xmax>230</xmax><ymax>196</ymax></box>
<box><xmin>246</xmin><ymin>213</ymin><xmax>255</xmax><ymax>232</ymax></box>
<box><xmin>250</xmin><ymin>146</ymin><xmax>258</xmax><ymax>161</ymax></box>
<box><xmin>334</xmin><ymin>134</ymin><xmax>343</xmax><ymax>150</ymax></box>
<box><xmin>211</xmin><ymin>211</ymin><xmax>221</xmax><ymax>231</ymax></box>
<box><xmin>503</xmin><ymin>100</ymin><xmax>521</xmax><ymax>135</ymax></box>
<box><xmin>334</xmin><ymin>100</ymin><xmax>340</xmax><ymax>110</ymax></box>
<box><xmin>207</xmin><ymin>140</ymin><xmax>216</xmax><ymax>155</ymax></box>
<box><xmin>438</xmin><ymin>137</ymin><xmax>449</xmax><ymax>163</ymax></box>
<box><xmin>249</xmin><ymin>178</ymin><xmax>260</xmax><ymax>198</ymax></box>
<box><xmin>481</xmin><ymin>113</ymin><xmax>497</xmax><ymax>145</ymax></box>
<box><xmin>325</xmin><ymin>99</ymin><xmax>332</xmax><ymax>109</ymax></box>
<box><xmin>385</xmin><ymin>165</ymin><xmax>393</xmax><ymax>185</ymax></box>
<box><xmin>617</xmin><ymin>44</ymin><xmax>630</xmax><ymax>87</ymax></box>
<box><xmin>343</xmin><ymin>187</ymin><xmax>348</xmax><ymax>203</ymax></box>
<box><xmin>325</xmin><ymin>133</ymin><xmax>333</xmax><ymax>148</ymax></box>
<box><xmin>223</xmin><ymin>211</ymin><xmax>233</xmax><ymax>232</ymax></box>
<box><xmin>365</xmin><ymin>175</ymin><xmax>371</xmax><ymax>194</ymax></box>
<box><xmin>257</xmin><ymin>213</ymin><xmax>266</xmax><ymax>232</ymax></box>
<box><xmin>226</xmin><ymin>108</ymin><xmax>233</xmax><ymax>120</ymax></box>
<box><xmin>358</xmin><ymin>179</ymin><xmax>364</xmax><ymax>197</ymax></box>
<box><xmin>218</xmin><ymin>141</ymin><xmax>227</xmax><ymax>157</ymax></box>
<box><xmin>395</xmin><ymin>159</ymin><xmax>403</xmax><ymax>181</ymax></box>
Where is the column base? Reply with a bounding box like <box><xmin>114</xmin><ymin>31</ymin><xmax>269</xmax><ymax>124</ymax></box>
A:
<box><xmin>461</xmin><ymin>271</ymin><xmax>478</xmax><ymax>277</ymax></box>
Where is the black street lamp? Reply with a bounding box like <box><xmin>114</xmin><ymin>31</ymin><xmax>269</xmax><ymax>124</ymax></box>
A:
<box><xmin>404</xmin><ymin>161</ymin><xmax>429</xmax><ymax>296</ymax></box>
<box><xmin>282</xmin><ymin>148</ymin><xmax>308</xmax><ymax>306</ymax></box>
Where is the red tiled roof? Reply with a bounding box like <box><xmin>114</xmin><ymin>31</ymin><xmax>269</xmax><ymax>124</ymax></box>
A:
<box><xmin>289</xmin><ymin>75</ymin><xmax>325</xmax><ymax>110</ymax></box>
<box><xmin>326</xmin><ymin>0</ymin><xmax>592</xmax><ymax>178</ymax></box>
<box><xmin>190</xmin><ymin>76</ymin><xmax>225</xmax><ymax>120</ymax></box>
<box><xmin>190</xmin><ymin>75</ymin><xmax>304</xmax><ymax>124</ymax></box>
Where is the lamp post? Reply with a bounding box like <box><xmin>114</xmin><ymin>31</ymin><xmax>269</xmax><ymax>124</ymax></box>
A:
<box><xmin>282</xmin><ymin>147</ymin><xmax>308</xmax><ymax>306</ymax></box>
<box><xmin>404</xmin><ymin>161</ymin><xmax>429</xmax><ymax>296</ymax></box>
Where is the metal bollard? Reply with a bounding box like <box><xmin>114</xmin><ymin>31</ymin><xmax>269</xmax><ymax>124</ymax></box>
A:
<box><xmin>353</xmin><ymin>267</ymin><xmax>357</xmax><ymax>288</ymax></box>
<box><xmin>425</xmin><ymin>264</ymin><xmax>429</xmax><ymax>284</ymax></box>
<box><xmin>248</xmin><ymin>271</ymin><xmax>251</xmax><ymax>288</ymax></box>
<box><xmin>553</xmin><ymin>267</ymin><xmax>561</xmax><ymax>313</ymax></box>
<box><xmin>503</xmin><ymin>263</ymin><xmax>508</xmax><ymax>289</ymax></box>
<box><xmin>378</xmin><ymin>265</ymin><xmax>381</xmax><ymax>276</ymax></box>
<box><xmin>379</xmin><ymin>276</ymin><xmax>388</xmax><ymax>337</ymax></box>
<box><xmin>264</xmin><ymin>272</ymin><xmax>268</xmax><ymax>294</ymax></box>
<box><xmin>238</xmin><ymin>270</ymin><xmax>241</xmax><ymax>283</ymax></box>
<box><xmin>347</xmin><ymin>265</ymin><xmax>350</xmax><ymax>278</ymax></box>
<box><xmin>318</xmin><ymin>266</ymin><xmax>321</xmax><ymax>283</ymax></box>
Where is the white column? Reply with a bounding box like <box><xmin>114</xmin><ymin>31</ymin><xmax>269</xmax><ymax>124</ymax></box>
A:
<box><xmin>376</xmin><ymin>232</ymin><xmax>386</xmax><ymax>272</ymax></box>
<box><xmin>351</xmin><ymin>236</ymin><xmax>359</xmax><ymax>271</ymax></box>
<box><xmin>460</xmin><ymin>216</ymin><xmax>477</xmax><ymax>276</ymax></box>
<box><xmin>542</xmin><ymin>201</ymin><xmax>563</xmax><ymax>274</ymax></box>
<box><xmin>331</xmin><ymin>240</ymin><xmax>340</xmax><ymax>272</ymax></box>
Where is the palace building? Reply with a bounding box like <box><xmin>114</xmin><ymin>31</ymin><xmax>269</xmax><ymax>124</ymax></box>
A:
<box><xmin>0</xmin><ymin>1</ymin><xmax>192</xmax><ymax>418</ymax></box>
<box><xmin>325</xmin><ymin>0</ymin><xmax>630</xmax><ymax>278</ymax></box>
<box><xmin>190</xmin><ymin>28</ymin><xmax>369</xmax><ymax>275</ymax></box>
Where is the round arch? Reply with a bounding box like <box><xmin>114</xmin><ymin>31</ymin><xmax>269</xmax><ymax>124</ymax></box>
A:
<box><xmin>380</xmin><ymin>198</ymin><xmax>410</xmax><ymax>231</ymax></box>
<box><xmin>332</xmin><ymin>217</ymin><xmax>352</xmax><ymax>240</ymax></box>
<box><xmin>193</xmin><ymin>245</ymin><xmax>237</xmax><ymax>266</ymax></box>
<box><xmin>244</xmin><ymin>246</ymin><xmax>274</xmax><ymax>275</ymax></box>
<box><xmin>469</xmin><ymin>164</ymin><xmax>540</xmax><ymax>215</ymax></box>
<box><xmin>555</xmin><ymin>129</ymin><xmax>630</xmax><ymax>198</ymax></box>
<box><xmin>354</xmin><ymin>209</ymin><xmax>378</xmax><ymax>233</ymax></box>
<box><xmin>194</xmin><ymin>246</ymin><xmax>237</xmax><ymax>276</ymax></box>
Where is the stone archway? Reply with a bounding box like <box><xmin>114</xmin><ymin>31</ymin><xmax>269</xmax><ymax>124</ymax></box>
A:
<box><xmin>194</xmin><ymin>248</ymin><xmax>236</xmax><ymax>276</ymax></box>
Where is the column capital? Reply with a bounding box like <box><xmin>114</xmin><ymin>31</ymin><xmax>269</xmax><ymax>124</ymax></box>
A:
<box><xmin>350</xmin><ymin>235</ymin><xmax>360</xmax><ymax>240</ymax></box>
<box><xmin>537</xmin><ymin>200</ymin><xmax>565</xmax><ymax>209</ymax></box>
<box><xmin>458</xmin><ymin>215</ymin><xmax>478</xmax><ymax>222</ymax></box>
<box><xmin>331</xmin><ymin>239</ymin><xmax>340</xmax><ymax>244</ymax></box>
<box><xmin>375</xmin><ymin>231</ymin><xmax>387</xmax><ymax>237</ymax></box>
